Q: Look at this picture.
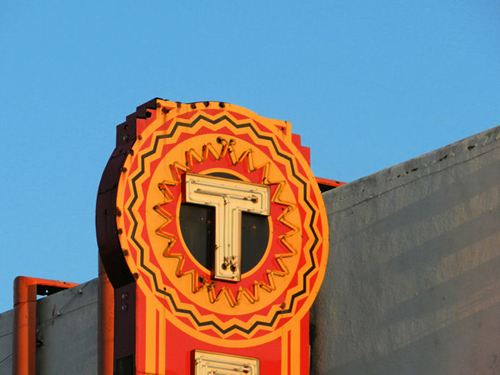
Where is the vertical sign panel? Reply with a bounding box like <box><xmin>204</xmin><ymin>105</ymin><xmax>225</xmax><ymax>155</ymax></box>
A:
<box><xmin>96</xmin><ymin>99</ymin><xmax>329</xmax><ymax>374</ymax></box>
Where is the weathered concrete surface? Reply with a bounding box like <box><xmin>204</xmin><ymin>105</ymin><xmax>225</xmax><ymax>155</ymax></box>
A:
<box><xmin>311</xmin><ymin>126</ymin><xmax>500</xmax><ymax>375</ymax></box>
<box><xmin>36</xmin><ymin>279</ymin><xmax>98</xmax><ymax>374</ymax></box>
<box><xmin>0</xmin><ymin>309</ymin><xmax>13</xmax><ymax>374</ymax></box>
<box><xmin>0</xmin><ymin>279</ymin><xmax>98</xmax><ymax>375</ymax></box>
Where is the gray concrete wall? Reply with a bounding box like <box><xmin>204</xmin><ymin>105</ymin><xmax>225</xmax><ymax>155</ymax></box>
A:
<box><xmin>311</xmin><ymin>126</ymin><xmax>500</xmax><ymax>375</ymax></box>
<box><xmin>36</xmin><ymin>279</ymin><xmax>98</xmax><ymax>374</ymax></box>
<box><xmin>0</xmin><ymin>279</ymin><xmax>98</xmax><ymax>375</ymax></box>
<box><xmin>0</xmin><ymin>309</ymin><xmax>13</xmax><ymax>374</ymax></box>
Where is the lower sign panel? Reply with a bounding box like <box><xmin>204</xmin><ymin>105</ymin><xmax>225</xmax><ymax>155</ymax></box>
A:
<box><xmin>194</xmin><ymin>350</ymin><xmax>260</xmax><ymax>375</ymax></box>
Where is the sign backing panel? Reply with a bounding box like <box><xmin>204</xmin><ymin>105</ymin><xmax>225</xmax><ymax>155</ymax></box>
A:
<box><xmin>96</xmin><ymin>99</ymin><xmax>329</xmax><ymax>374</ymax></box>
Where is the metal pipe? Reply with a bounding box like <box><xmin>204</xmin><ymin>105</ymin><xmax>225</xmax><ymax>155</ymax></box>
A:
<box><xmin>13</xmin><ymin>276</ymin><xmax>78</xmax><ymax>375</ymax></box>
<box><xmin>98</xmin><ymin>259</ymin><xmax>114</xmax><ymax>375</ymax></box>
<box><xmin>315</xmin><ymin>176</ymin><xmax>345</xmax><ymax>192</ymax></box>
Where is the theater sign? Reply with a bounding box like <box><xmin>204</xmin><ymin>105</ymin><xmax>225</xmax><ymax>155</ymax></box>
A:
<box><xmin>96</xmin><ymin>99</ymin><xmax>337</xmax><ymax>374</ymax></box>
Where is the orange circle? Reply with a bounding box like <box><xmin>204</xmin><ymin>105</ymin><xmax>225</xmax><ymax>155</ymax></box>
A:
<box><xmin>115</xmin><ymin>104</ymin><xmax>329</xmax><ymax>341</ymax></box>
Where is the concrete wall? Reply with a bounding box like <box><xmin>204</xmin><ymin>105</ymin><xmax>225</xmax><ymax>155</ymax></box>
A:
<box><xmin>311</xmin><ymin>126</ymin><xmax>500</xmax><ymax>375</ymax></box>
<box><xmin>0</xmin><ymin>309</ymin><xmax>13</xmax><ymax>374</ymax></box>
<box><xmin>0</xmin><ymin>127</ymin><xmax>498</xmax><ymax>374</ymax></box>
<box><xmin>36</xmin><ymin>280</ymin><xmax>98</xmax><ymax>374</ymax></box>
<box><xmin>0</xmin><ymin>279</ymin><xmax>98</xmax><ymax>375</ymax></box>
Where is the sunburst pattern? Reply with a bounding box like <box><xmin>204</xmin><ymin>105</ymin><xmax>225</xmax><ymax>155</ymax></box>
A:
<box><xmin>115</xmin><ymin>100</ymin><xmax>329</xmax><ymax>339</ymax></box>
<box><xmin>153</xmin><ymin>136</ymin><xmax>298</xmax><ymax>307</ymax></box>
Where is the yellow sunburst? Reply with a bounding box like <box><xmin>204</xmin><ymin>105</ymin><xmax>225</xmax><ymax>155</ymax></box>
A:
<box><xmin>153</xmin><ymin>136</ymin><xmax>298</xmax><ymax>308</ymax></box>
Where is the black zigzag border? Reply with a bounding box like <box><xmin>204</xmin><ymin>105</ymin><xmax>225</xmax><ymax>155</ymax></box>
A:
<box><xmin>127</xmin><ymin>114</ymin><xmax>321</xmax><ymax>336</ymax></box>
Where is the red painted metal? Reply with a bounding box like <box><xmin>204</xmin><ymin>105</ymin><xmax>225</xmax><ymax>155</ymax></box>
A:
<box><xmin>316</xmin><ymin>176</ymin><xmax>346</xmax><ymax>191</ymax></box>
<box><xmin>98</xmin><ymin>260</ymin><xmax>114</xmax><ymax>375</ymax></box>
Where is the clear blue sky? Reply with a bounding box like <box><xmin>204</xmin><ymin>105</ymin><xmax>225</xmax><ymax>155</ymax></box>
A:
<box><xmin>0</xmin><ymin>0</ymin><xmax>499</xmax><ymax>312</ymax></box>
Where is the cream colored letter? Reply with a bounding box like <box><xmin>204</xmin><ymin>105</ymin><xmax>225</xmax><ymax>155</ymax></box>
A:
<box><xmin>184</xmin><ymin>173</ymin><xmax>270</xmax><ymax>281</ymax></box>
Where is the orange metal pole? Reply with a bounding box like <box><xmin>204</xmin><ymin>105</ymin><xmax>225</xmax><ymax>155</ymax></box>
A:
<box><xmin>315</xmin><ymin>176</ymin><xmax>345</xmax><ymax>189</ymax></box>
<box><xmin>13</xmin><ymin>277</ymin><xmax>36</xmax><ymax>375</ymax></box>
<box><xmin>13</xmin><ymin>276</ymin><xmax>78</xmax><ymax>375</ymax></box>
<box><xmin>98</xmin><ymin>259</ymin><xmax>115</xmax><ymax>375</ymax></box>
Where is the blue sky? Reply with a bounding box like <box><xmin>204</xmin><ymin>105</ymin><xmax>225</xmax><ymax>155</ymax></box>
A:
<box><xmin>0</xmin><ymin>0</ymin><xmax>499</xmax><ymax>312</ymax></box>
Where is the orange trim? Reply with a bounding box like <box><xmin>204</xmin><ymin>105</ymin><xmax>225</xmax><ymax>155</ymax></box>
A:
<box><xmin>13</xmin><ymin>276</ymin><xmax>78</xmax><ymax>375</ymax></box>
<box><xmin>98</xmin><ymin>260</ymin><xmax>114</xmax><ymax>375</ymax></box>
<box><xmin>315</xmin><ymin>176</ymin><xmax>345</xmax><ymax>190</ymax></box>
